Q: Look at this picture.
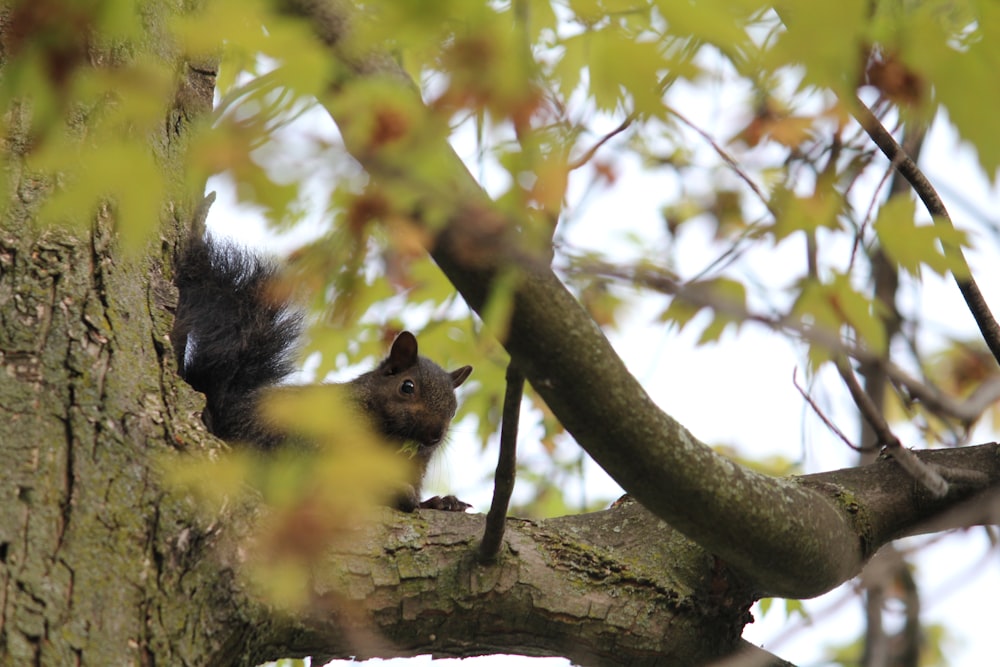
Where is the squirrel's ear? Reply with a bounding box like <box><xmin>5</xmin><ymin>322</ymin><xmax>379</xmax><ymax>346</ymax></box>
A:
<box><xmin>450</xmin><ymin>365</ymin><xmax>472</xmax><ymax>388</ymax></box>
<box><xmin>387</xmin><ymin>331</ymin><xmax>419</xmax><ymax>371</ymax></box>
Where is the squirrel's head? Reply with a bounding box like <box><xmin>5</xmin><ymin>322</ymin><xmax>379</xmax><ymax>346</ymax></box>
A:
<box><xmin>353</xmin><ymin>331</ymin><xmax>472</xmax><ymax>453</ymax></box>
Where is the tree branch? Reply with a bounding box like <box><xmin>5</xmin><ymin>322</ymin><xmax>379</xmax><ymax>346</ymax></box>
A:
<box><xmin>478</xmin><ymin>362</ymin><xmax>523</xmax><ymax>562</ymax></box>
<box><xmin>236</xmin><ymin>444</ymin><xmax>1000</xmax><ymax>666</ymax></box>
<box><xmin>834</xmin><ymin>355</ymin><xmax>949</xmax><ymax>497</ymax></box>
<box><xmin>281</xmin><ymin>0</ymin><xmax>997</xmax><ymax>599</ymax></box>
<box><xmin>568</xmin><ymin>114</ymin><xmax>636</xmax><ymax>172</ymax></box>
<box><xmin>578</xmin><ymin>257</ymin><xmax>1000</xmax><ymax>428</ymax></box>
<box><xmin>850</xmin><ymin>96</ymin><xmax>1000</xmax><ymax>366</ymax></box>
<box><xmin>241</xmin><ymin>499</ymin><xmax>757</xmax><ymax>667</ymax></box>
<box><xmin>291</xmin><ymin>2</ymin><xmax>866</xmax><ymax>596</ymax></box>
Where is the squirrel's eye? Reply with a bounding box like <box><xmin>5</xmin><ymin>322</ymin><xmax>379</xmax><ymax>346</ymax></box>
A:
<box><xmin>401</xmin><ymin>379</ymin><xmax>416</xmax><ymax>395</ymax></box>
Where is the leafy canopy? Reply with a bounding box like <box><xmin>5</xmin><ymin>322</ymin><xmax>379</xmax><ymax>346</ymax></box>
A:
<box><xmin>4</xmin><ymin>0</ymin><xmax>998</xmax><ymax>521</ymax></box>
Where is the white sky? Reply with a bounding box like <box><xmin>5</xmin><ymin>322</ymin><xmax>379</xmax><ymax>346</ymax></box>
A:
<box><xmin>215</xmin><ymin>60</ymin><xmax>1000</xmax><ymax>667</ymax></box>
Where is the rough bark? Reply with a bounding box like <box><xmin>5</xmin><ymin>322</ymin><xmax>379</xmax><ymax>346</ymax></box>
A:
<box><xmin>225</xmin><ymin>445</ymin><xmax>1000</xmax><ymax>666</ymax></box>
<box><xmin>234</xmin><ymin>499</ymin><xmax>753</xmax><ymax>667</ymax></box>
<box><xmin>0</xmin><ymin>189</ymin><xmax>237</xmax><ymax>663</ymax></box>
<box><xmin>0</xmin><ymin>4</ymin><xmax>249</xmax><ymax>663</ymax></box>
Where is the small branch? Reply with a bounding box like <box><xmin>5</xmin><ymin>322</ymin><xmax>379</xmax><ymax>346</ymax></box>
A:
<box><xmin>576</xmin><ymin>257</ymin><xmax>1000</xmax><ymax>428</ymax></box>
<box><xmin>858</xmin><ymin>124</ymin><xmax>923</xmax><ymax>469</ymax></box>
<box><xmin>478</xmin><ymin>362</ymin><xmax>524</xmax><ymax>563</ymax></box>
<box><xmin>667</xmin><ymin>105</ymin><xmax>776</xmax><ymax>218</ymax></box>
<box><xmin>792</xmin><ymin>369</ymin><xmax>875</xmax><ymax>453</ymax></box>
<box><xmin>850</xmin><ymin>96</ymin><xmax>1000</xmax><ymax>366</ymax></box>
<box><xmin>190</xmin><ymin>190</ymin><xmax>216</xmax><ymax>240</ymax></box>
<box><xmin>834</xmin><ymin>356</ymin><xmax>949</xmax><ymax>497</ymax></box>
<box><xmin>884</xmin><ymin>363</ymin><xmax>1000</xmax><ymax>427</ymax></box>
<box><xmin>568</xmin><ymin>114</ymin><xmax>636</xmax><ymax>171</ymax></box>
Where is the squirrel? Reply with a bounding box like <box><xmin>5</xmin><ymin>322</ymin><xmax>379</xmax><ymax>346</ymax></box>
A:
<box><xmin>171</xmin><ymin>193</ymin><xmax>473</xmax><ymax>512</ymax></box>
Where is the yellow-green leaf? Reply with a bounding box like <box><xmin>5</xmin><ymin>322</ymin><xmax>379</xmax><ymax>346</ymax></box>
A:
<box><xmin>770</xmin><ymin>186</ymin><xmax>844</xmax><ymax>241</ymax></box>
<box><xmin>792</xmin><ymin>273</ymin><xmax>887</xmax><ymax>355</ymax></box>
<box><xmin>660</xmin><ymin>278</ymin><xmax>746</xmax><ymax>344</ymax></box>
<box><xmin>873</xmin><ymin>195</ymin><xmax>968</xmax><ymax>278</ymax></box>
<box><xmin>766</xmin><ymin>0</ymin><xmax>868</xmax><ymax>97</ymax></box>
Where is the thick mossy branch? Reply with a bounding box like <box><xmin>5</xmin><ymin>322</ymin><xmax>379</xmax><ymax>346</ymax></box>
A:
<box><xmin>800</xmin><ymin>443</ymin><xmax>1000</xmax><ymax>546</ymax></box>
<box><xmin>277</xmin><ymin>0</ymin><xmax>1000</xmax><ymax>600</ymax></box>
<box><xmin>237</xmin><ymin>444</ymin><xmax>999</xmax><ymax>666</ymax></box>
<box><xmin>240</xmin><ymin>500</ymin><xmax>756</xmax><ymax>667</ymax></box>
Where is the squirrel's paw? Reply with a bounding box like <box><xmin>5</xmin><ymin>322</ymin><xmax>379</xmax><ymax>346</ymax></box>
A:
<box><xmin>418</xmin><ymin>495</ymin><xmax>472</xmax><ymax>512</ymax></box>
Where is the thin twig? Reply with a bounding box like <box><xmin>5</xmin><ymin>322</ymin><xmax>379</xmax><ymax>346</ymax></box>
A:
<box><xmin>850</xmin><ymin>96</ymin><xmax>1000</xmax><ymax>366</ymax></box>
<box><xmin>792</xmin><ymin>369</ymin><xmax>875</xmax><ymax>453</ymax></box>
<box><xmin>568</xmin><ymin>114</ymin><xmax>636</xmax><ymax>171</ymax></box>
<box><xmin>666</xmin><ymin>105</ymin><xmax>776</xmax><ymax>218</ymax></box>
<box><xmin>857</xmin><ymin>121</ymin><xmax>923</xmax><ymax>473</ymax></box>
<box><xmin>190</xmin><ymin>190</ymin><xmax>217</xmax><ymax>240</ymax></box>
<box><xmin>834</xmin><ymin>356</ymin><xmax>948</xmax><ymax>497</ymax></box>
<box><xmin>885</xmin><ymin>364</ymin><xmax>1000</xmax><ymax>427</ymax></box>
<box><xmin>575</xmin><ymin>257</ymin><xmax>1000</xmax><ymax>428</ymax></box>
<box><xmin>478</xmin><ymin>362</ymin><xmax>524</xmax><ymax>563</ymax></box>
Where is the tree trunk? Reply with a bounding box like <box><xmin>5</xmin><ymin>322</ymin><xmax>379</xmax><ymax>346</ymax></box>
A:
<box><xmin>0</xmin><ymin>5</ymin><xmax>247</xmax><ymax>662</ymax></box>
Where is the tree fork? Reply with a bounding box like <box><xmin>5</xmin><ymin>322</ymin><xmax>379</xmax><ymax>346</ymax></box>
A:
<box><xmin>277</xmin><ymin>0</ymin><xmax>995</xmax><ymax>599</ymax></box>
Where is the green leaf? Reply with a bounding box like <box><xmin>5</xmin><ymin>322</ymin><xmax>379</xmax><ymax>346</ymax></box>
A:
<box><xmin>562</xmin><ymin>25</ymin><xmax>669</xmax><ymax>114</ymax></box>
<box><xmin>769</xmin><ymin>185</ymin><xmax>844</xmax><ymax>241</ymax></box>
<box><xmin>758</xmin><ymin>597</ymin><xmax>773</xmax><ymax>617</ymax></box>
<box><xmin>481</xmin><ymin>266</ymin><xmax>523</xmax><ymax>343</ymax></box>
<box><xmin>765</xmin><ymin>0</ymin><xmax>868</xmax><ymax>97</ymax></box>
<box><xmin>659</xmin><ymin>295</ymin><xmax>704</xmax><ymax>333</ymax></box>
<box><xmin>868</xmin><ymin>2</ymin><xmax>1000</xmax><ymax>178</ymax></box>
<box><xmin>828</xmin><ymin>273</ymin><xmax>887</xmax><ymax>354</ymax></box>
<box><xmin>554</xmin><ymin>32</ymin><xmax>587</xmax><ymax>101</ymax></box>
<box><xmin>698</xmin><ymin>278</ymin><xmax>746</xmax><ymax>345</ymax></box>
<box><xmin>586</xmin><ymin>29</ymin><xmax>632</xmax><ymax>112</ymax></box>
<box><xmin>660</xmin><ymin>278</ymin><xmax>747</xmax><ymax>344</ymax></box>
<box><xmin>525</xmin><ymin>0</ymin><xmax>559</xmax><ymax>44</ymax></box>
<box><xmin>792</xmin><ymin>273</ymin><xmax>887</xmax><ymax>355</ymax></box>
<box><xmin>654</xmin><ymin>0</ymin><xmax>749</xmax><ymax>55</ymax></box>
<box><xmin>873</xmin><ymin>194</ymin><xmax>969</xmax><ymax>278</ymax></box>
<box><xmin>783</xmin><ymin>598</ymin><xmax>809</xmax><ymax>621</ymax></box>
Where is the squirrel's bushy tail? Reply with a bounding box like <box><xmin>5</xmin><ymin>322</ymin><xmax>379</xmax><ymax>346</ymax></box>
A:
<box><xmin>172</xmin><ymin>233</ymin><xmax>302</xmax><ymax>447</ymax></box>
